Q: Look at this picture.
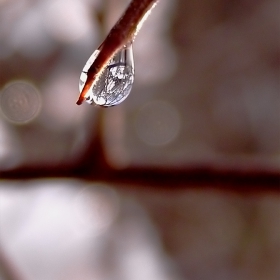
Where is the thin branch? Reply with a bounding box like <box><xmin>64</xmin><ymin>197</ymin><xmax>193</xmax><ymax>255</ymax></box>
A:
<box><xmin>76</xmin><ymin>0</ymin><xmax>158</xmax><ymax>105</ymax></box>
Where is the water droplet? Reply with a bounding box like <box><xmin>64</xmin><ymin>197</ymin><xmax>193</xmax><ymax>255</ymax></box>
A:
<box><xmin>79</xmin><ymin>44</ymin><xmax>134</xmax><ymax>107</ymax></box>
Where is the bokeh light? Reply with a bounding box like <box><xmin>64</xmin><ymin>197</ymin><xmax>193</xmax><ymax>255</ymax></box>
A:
<box><xmin>134</xmin><ymin>100</ymin><xmax>181</xmax><ymax>146</ymax></box>
<box><xmin>0</xmin><ymin>81</ymin><xmax>42</xmax><ymax>124</ymax></box>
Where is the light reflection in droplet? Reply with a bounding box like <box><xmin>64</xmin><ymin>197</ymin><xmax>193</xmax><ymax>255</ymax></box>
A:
<box><xmin>73</xmin><ymin>184</ymin><xmax>120</xmax><ymax>238</ymax></box>
<box><xmin>134</xmin><ymin>100</ymin><xmax>181</xmax><ymax>146</ymax></box>
<box><xmin>79</xmin><ymin>44</ymin><xmax>135</xmax><ymax>107</ymax></box>
<box><xmin>0</xmin><ymin>81</ymin><xmax>42</xmax><ymax>124</ymax></box>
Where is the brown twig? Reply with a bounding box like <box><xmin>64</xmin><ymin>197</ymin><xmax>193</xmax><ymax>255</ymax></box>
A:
<box><xmin>76</xmin><ymin>0</ymin><xmax>158</xmax><ymax>105</ymax></box>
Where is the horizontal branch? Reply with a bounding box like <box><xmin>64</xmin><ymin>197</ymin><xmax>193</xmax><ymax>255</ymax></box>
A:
<box><xmin>1</xmin><ymin>163</ymin><xmax>279</xmax><ymax>194</ymax></box>
<box><xmin>1</xmin><ymin>120</ymin><xmax>279</xmax><ymax>195</ymax></box>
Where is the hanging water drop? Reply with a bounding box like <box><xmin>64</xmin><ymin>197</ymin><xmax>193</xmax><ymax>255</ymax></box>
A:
<box><xmin>79</xmin><ymin>44</ymin><xmax>135</xmax><ymax>107</ymax></box>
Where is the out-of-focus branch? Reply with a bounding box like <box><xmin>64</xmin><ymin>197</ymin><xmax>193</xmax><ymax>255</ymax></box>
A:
<box><xmin>1</xmin><ymin>166</ymin><xmax>280</xmax><ymax>193</ymax></box>
<box><xmin>1</xmin><ymin>130</ymin><xmax>279</xmax><ymax>194</ymax></box>
<box><xmin>76</xmin><ymin>0</ymin><xmax>158</xmax><ymax>105</ymax></box>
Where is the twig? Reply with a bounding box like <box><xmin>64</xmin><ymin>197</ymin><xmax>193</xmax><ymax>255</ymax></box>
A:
<box><xmin>76</xmin><ymin>0</ymin><xmax>158</xmax><ymax>105</ymax></box>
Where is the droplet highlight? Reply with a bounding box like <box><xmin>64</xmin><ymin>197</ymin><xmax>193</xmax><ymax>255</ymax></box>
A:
<box><xmin>79</xmin><ymin>44</ymin><xmax>135</xmax><ymax>107</ymax></box>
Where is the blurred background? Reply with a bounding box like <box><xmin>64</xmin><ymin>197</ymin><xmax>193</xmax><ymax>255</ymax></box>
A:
<box><xmin>0</xmin><ymin>0</ymin><xmax>279</xmax><ymax>279</ymax></box>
